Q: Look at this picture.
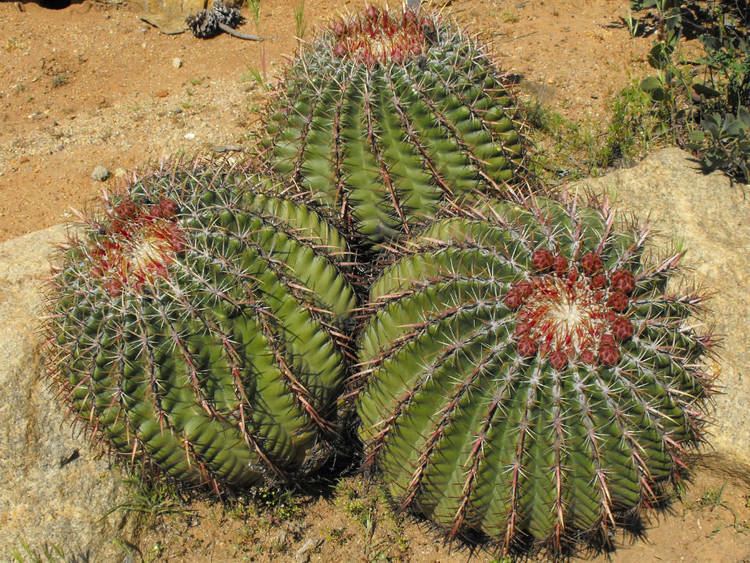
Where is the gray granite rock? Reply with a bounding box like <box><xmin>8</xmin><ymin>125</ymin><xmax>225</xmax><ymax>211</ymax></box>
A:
<box><xmin>0</xmin><ymin>226</ymin><xmax>129</xmax><ymax>560</ymax></box>
<box><xmin>573</xmin><ymin>147</ymin><xmax>750</xmax><ymax>482</ymax></box>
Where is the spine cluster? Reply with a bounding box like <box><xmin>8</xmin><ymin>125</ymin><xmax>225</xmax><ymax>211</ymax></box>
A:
<box><xmin>330</xmin><ymin>6</ymin><xmax>436</xmax><ymax>65</ymax></box>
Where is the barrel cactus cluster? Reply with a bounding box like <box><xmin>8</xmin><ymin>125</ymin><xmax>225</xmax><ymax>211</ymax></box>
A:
<box><xmin>45</xmin><ymin>4</ymin><xmax>715</xmax><ymax>559</ymax></box>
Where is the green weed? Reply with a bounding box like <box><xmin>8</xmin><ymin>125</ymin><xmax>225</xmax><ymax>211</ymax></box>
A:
<box><xmin>104</xmin><ymin>474</ymin><xmax>191</xmax><ymax>526</ymax></box>
<box><xmin>294</xmin><ymin>1</ymin><xmax>306</xmax><ymax>40</ymax></box>
<box><xmin>10</xmin><ymin>543</ymin><xmax>67</xmax><ymax>563</ymax></box>
<box><xmin>240</xmin><ymin>67</ymin><xmax>270</xmax><ymax>91</ymax></box>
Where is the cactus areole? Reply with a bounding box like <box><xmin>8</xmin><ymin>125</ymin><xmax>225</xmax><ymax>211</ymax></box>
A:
<box><xmin>260</xmin><ymin>5</ymin><xmax>525</xmax><ymax>247</ymax></box>
<box><xmin>356</xmin><ymin>196</ymin><xmax>714</xmax><ymax>555</ymax></box>
<box><xmin>46</xmin><ymin>164</ymin><xmax>358</xmax><ymax>491</ymax></box>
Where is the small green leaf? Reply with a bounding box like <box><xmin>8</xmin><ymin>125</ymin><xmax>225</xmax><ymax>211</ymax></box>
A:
<box><xmin>688</xmin><ymin>130</ymin><xmax>705</xmax><ymax>145</ymax></box>
<box><xmin>692</xmin><ymin>83</ymin><xmax>721</xmax><ymax>98</ymax></box>
<box><xmin>640</xmin><ymin>76</ymin><xmax>662</xmax><ymax>92</ymax></box>
<box><xmin>648</xmin><ymin>42</ymin><xmax>674</xmax><ymax>70</ymax></box>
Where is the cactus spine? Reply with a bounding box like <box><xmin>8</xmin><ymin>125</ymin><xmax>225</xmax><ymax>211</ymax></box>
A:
<box><xmin>259</xmin><ymin>5</ymin><xmax>525</xmax><ymax>247</ymax></box>
<box><xmin>46</xmin><ymin>163</ymin><xmax>358</xmax><ymax>490</ymax></box>
<box><xmin>355</xmin><ymin>196</ymin><xmax>713</xmax><ymax>554</ymax></box>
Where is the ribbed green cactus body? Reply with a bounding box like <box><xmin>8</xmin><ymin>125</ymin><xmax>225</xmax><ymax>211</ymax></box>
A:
<box><xmin>48</xmin><ymin>166</ymin><xmax>357</xmax><ymax>489</ymax></box>
<box><xmin>260</xmin><ymin>7</ymin><xmax>523</xmax><ymax>247</ymax></box>
<box><xmin>356</xmin><ymin>197</ymin><xmax>712</xmax><ymax>552</ymax></box>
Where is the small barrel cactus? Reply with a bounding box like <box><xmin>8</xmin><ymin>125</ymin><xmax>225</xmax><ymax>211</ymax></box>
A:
<box><xmin>355</xmin><ymin>196</ymin><xmax>714</xmax><ymax>554</ymax></box>
<box><xmin>45</xmin><ymin>163</ymin><xmax>358</xmax><ymax>490</ymax></box>
<box><xmin>259</xmin><ymin>5</ymin><xmax>525</xmax><ymax>247</ymax></box>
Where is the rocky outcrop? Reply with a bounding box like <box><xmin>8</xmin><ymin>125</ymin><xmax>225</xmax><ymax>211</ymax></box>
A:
<box><xmin>575</xmin><ymin>148</ymin><xmax>750</xmax><ymax>482</ymax></box>
<box><xmin>0</xmin><ymin>226</ymin><xmax>129</xmax><ymax>560</ymax></box>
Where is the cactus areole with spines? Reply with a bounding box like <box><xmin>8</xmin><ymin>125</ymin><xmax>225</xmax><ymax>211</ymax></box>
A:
<box><xmin>355</xmin><ymin>196</ymin><xmax>714</xmax><ymax>555</ymax></box>
<box><xmin>260</xmin><ymin>5</ymin><xmax>526</xmax><ymax>247</ymax></box>
<box><xmin>45</xmin><ymin>163</ymin><xmax>358</xmax><ymax>490</ymax></box>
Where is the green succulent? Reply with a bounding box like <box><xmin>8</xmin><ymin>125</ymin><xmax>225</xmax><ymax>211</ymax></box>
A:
<box><xmin>356</xmin><ymin>195</ymin><xmax>713</xmax><ymax>554</ymax></box>
<box><xmin>259</xmin><ymin>5</ymin><xmax>525</xmax><ymax>247</ymax></box>
<box><xmin>46</xmin><ymin>162</ymin><xmax>358</xmax><ymax>489</ymax></box>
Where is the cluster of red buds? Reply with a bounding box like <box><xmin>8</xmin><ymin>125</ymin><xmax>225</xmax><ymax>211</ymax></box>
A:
<box><xmin>90</xmin><ymin>197</ymin><xmax>185</xmax><ymax>295</ymax></box>
<box><xmin>504</xmin><ymin>249</ymin><xmax>638</xmax><ymax>368</ymax></box>
<box><xmin>330</xmin><ymin>6</ymin><xmax>436</xmax><ymax>66</ymax></box>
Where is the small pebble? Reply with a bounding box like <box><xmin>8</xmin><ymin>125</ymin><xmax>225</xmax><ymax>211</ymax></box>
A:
<box><xmin>91</xmin><ymin>165</ymin><xmax>110</xmax><ymax>182</ymax></box>
<box><xmin>114</xmin><ymin>168</ymin><xmax>127</xmax><ymax>178</ymax></box>
<box><xmin>184</xmin><ymin>132</ymin><xmax>196</xmax><ymax>141</ymax></box>
<box><xmin>172</xmin><ymin>57</ymin><xmax>183</xmax><ymax>69</ymax></box>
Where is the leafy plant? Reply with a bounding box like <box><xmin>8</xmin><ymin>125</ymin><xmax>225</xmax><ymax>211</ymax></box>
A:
<box><xmin>630</xmin><ymin>0</ymin><xmax>750</xmax><ymax>181</ymax></box>
<box><xmin>689</xmin><ymin>107</ymin><xmax>750</xmax><ymax>178</ymax></box>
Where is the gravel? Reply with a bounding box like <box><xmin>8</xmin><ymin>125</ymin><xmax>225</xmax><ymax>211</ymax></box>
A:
<box><xmin>91</xmin><ymin>165</ymin><xmax>110</xmax><ymax>181</ymax></box>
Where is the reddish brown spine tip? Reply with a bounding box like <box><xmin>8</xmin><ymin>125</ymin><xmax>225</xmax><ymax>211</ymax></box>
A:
<box><xmin>607</xmin><ymin>291</ymin><xmax>630</xmax><ymax>312</ymax></box>
<box><xmin>532</xmin><ymin>249</ymin><xmax>555</xmax><ymax>271</ymax></box>
<box><xmin>517</xmin><ymin>336</ymin><xmax>538</xmax><ymax>357</ymax></box>
<box><xmin>611</xmin><ymin>269</ymin><xmax>636</xmax><ymax>294</ymax></box>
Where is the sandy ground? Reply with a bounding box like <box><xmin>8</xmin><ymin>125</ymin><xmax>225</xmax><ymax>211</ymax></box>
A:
<box><xmin>134</xmin><ymin>467</ymin><xmax>750</xmax><ymax>562</ymax></box>
<box><xmin>0</xmin><ymin>0</ymin><xmax>652</xmax><ymax>242</ymax></box>
<box><xmin>2</xmin><ymin>1</ymin><xmax>748</xmax><ymax>561</ymax></box>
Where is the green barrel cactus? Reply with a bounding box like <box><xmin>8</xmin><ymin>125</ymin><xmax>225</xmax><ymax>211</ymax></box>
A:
<box><xmin>45</xmin><ymin>163</ymin><xmax>358</xmax><ymax>490</ymax></box>
<box><xmin>356</xmin><ymin>196</ymin><xmax>714</xmax><ymax>554</ymax></box>
<box><xmin>259</xmin><ymin>5</ymin><xmax>525</xmax><ymax>247</ymax></box>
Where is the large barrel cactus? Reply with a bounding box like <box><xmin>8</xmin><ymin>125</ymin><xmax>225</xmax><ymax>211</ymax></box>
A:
<box><xmin>259</xmin><ymin>5</ymin><xmax>525</xmax><ymax>247</ymax></box>
<box><xmin>45</xmin><ymin>163</ymin><xmax>358</xmax><ymax>490</ymax></box>
<box><xmin>355</xmin><ymin>196</ymin><xmax>714</xmax><ymax>554</ymax></box>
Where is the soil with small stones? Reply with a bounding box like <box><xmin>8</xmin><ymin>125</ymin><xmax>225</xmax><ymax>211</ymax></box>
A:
<box><xmin>0</xmin><ymin>0</ymin><xmax>652</xmax><ymax>243</ymax></box>
<box><xmin>1</xmin><ymin>1</ymin><xmax>748</xmax><ymax>562</ymax></box>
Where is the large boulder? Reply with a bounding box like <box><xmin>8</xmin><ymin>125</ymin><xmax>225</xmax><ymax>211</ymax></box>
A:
<box><xmin>574</xmin><ymin>147</ymin><xmax>750</xmax><ymax>481</ymax></box>
<box><xmin>0</xmin><ymin>226</ymin><xmax>130</xmax><ymax>560</ymax></box>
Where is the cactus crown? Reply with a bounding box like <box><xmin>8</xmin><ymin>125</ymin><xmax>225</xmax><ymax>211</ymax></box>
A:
<box><xmin>506</xmin><ymin>248</ymin><xmax>638</xmax><ymax>369</ymax></box>
<box><xmin>87</xmin><ymin>196</ymin><xmax>185</xmax><ymax>295</ymax></box>
<box><xmin>259</xmin><ymin>5</ymin><xmax>526</xmax><ymax>248</ymax></box>
<box><xmin>330</xmin><ymin>5</ymin><xmax>436</xmax><ymax>65</ymax></box>
<box><xmin>356</xmin><ymin>195</ymin><xmax>714</xmax><ymax>555</ymax></box>
<box><xmin>46</xmin><ymin>162</ymin><xmax>358</xmax><ymax>490</ymax></box>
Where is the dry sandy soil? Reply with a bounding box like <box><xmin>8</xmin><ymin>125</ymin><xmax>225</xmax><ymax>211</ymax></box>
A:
<box><xmin>0</xmin><ymin>0</ymin><xmax>653</xmax><ymax>243</ymax></box>
<box><xmin>1</xmin><ymin>1</ymin><xmax>748</xmax><ymax>562</ymax></box>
